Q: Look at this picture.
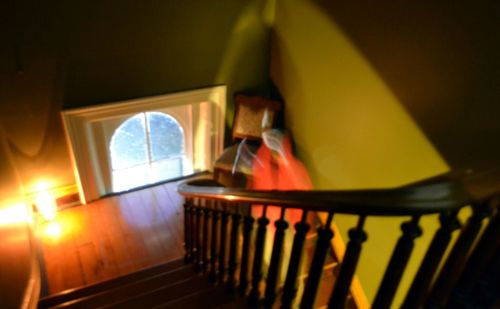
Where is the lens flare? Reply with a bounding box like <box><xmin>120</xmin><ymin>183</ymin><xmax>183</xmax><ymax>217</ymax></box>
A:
<box><xmin>44</xmin><ymin>221</ymin><xmax>62</xmax><ymax>238</ymax></box>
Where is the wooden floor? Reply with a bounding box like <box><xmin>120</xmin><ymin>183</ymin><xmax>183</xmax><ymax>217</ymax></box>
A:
<box><xmin>35</xmin><ymin>180</ymin><xmax>185</xmax><ymax>296</ymax></box>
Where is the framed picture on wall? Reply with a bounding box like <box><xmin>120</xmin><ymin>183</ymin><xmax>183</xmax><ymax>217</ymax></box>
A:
<box><xmin>232</xmin><ymin>95</ymin><xmax>281</xmax><ymax>141</ymax></box>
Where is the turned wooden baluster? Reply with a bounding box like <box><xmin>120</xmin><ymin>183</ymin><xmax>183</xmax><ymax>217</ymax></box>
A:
<box><xmin>402</xmin><ymin>211</ymin><xmax>460</xmax><ymax>308</ymax></box>
<box><xmin>373</xmin><ymin>216</ymin><xmax>422</xmax><ymax>308</ymax></box>
<box><xmin>202</xmin><ymin>206</ymin><xmax>211</xmax><ymax>273</ymax></box>
<box><xmin>194</xmin><ymin>204</ymin><xmax>203</xmax><ymax>273</ymax></box>
<box><xmin>218</xmin><ymin>203</ymin><xmax>229</xmax><ymax>283</ymax></box>
<box><xmin>189</xmin><ymin>198</ymin><xmax>198</xmax><ymax>264</ymax></box>
<box><xmin>427</xmin><ymin>202</ymin><xmax>492</xmax><ymax>307</ymax></box>
<box><xmin>227</xmin><ymin>211</ymin><xmax>242</xmax><ymax>292</ymax></box>
<box><xmin>450</xmin><ymin>202</ymin><xmax>499</xmax><ymax>304</ymax></box>
<box><xmin>328</xmin><ymin>215</ymin><xmax>368</xmax><ymax>309</ymax></box>
<box><xmin>282</xmin><ymin>210</ymin><xmax>310</xmax><ymax>308</ymax></box>
<box><xmin>209</xmin><ymin>200</ymin><xmax>220</xmax><ymax>282</ymax></box>
<box><xmin>183</xmin><ymin>198</ymin><xmax>193</xmax><ymax>263</ymax></box>
<box><xmin>239</xmin><ymin>204</ymin><xmax>254</xmax><ymax>296</ymax></box>
<box><xmin>189</xmin><ymin>200</ymin><xmax>197</xmax><ymax>265</ymax></box>
<box><xmin>264</xmin><ymin>207</ymin><xmax>289</xmax><ymax>308</ymax></box>
<box><xmin>301</xmin><ymin>211</ymin><xmax>335</xmax><ymax>309</ymax></box>
<box><xmin>249</xmin><ymin>204</ymin><xmax>270</xmax><ymax>306</ymax></box>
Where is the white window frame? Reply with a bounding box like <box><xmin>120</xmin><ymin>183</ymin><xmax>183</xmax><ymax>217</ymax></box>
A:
<box><xmin>62</xmin><ymin>86</ymin><xmax>226</xmax><ymax>204</ymax></box>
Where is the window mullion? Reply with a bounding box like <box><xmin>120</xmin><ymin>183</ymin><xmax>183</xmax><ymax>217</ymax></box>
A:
<box><xmin>144</xmin><ymin>112</ymin><xmax>153</xmax><ymax>166</ymax></box>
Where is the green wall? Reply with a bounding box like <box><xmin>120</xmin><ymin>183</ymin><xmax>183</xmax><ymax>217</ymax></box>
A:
<box><xmin>0</xmin><ymin>0</ymin><xmax>273</xmax><ymax>193</ymax></box>
<box><xmin>271</xmin><ymin>0</ymin><xmax>450</xmax><ymax>306</ymax></box>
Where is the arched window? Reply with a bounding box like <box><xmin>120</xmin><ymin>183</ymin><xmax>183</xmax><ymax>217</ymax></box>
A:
<box><xmin>62</xmin><ymin>86</ymin><xmax>225</xmax><ymax>203</ymax></box>
<box><xmin>109</xmin><ymin>112</ymin><xmax>187</xmax><ymax>192</ymax></box>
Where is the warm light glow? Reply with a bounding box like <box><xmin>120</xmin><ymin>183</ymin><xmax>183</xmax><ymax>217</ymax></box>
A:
<box><xmin>36</xmin><ymin>190</ymin><xmax>57</xmax><ymax>221</ymax></box>
<box><xmin>0</xmin><ymin>204</ymin><xmax>30</xmax><ymax>225</ymax></box>
<box><xmin>35</xmin><ymin>181</ymin><xmax>49</xmax><ymax>192</ymax></box>
<box><xmin>44</xmin><ymin>221</ymin><xmax>62</xmax><ymax>238</ymax></box>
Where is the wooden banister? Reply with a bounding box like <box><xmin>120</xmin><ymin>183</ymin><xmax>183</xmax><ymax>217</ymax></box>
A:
<box><xmin>178</xmin><ymin>180</ymin><xmax>471</xmax><ymax>216</ymax></box>
<box><xmin>178</xmin><ymin>167</ymin><xmax>500</xmax><ymax>308</ymax></box>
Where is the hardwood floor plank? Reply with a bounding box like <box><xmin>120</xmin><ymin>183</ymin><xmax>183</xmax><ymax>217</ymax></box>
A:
<box><xmin>147</xmin><ymin>187</ymin><xmax>184</xmax><ymax>256</ymax></box>
<box><xmin>59</xmin><ymin>209</ymin><xmax>86</xmax><ymax>292</ymax></box>
<box><xmin>111</xmin><ymin>195</ymin><xmax>152</xmax><ymax>270</ymax></box>
<box><xmin>85</xmin><ymin>200</ymin><xmax>121</xmax><ymax>281</ymax></box>
<box><xmin>98</xmin><ymin>196</ymin><xmax>140</xmax><ymax>274</ymax></box>
<box><xmin>158</xmin><ymin>183</ymin><xmax>185</xmax><ymax>247</ymax></box>
<box><xmin>122</xmin><ymin>191</ymin><xmax>169</xmax><ymax>264</ymax></box>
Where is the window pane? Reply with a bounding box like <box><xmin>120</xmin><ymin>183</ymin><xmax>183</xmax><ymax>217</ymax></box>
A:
<box><xmin>112</xmin><ymin>164</ymin><xmax>149</xmax><ymax>192</ymax></box>
<box><xmin>110</xmin><ymin>114</ymin><xmax>148</xmax><ymax>170</ymax></box>
<box><xmin>150</xmin><ymin>157</ymin><xmax>184</xmax><ymax>182</ymax></box>
<box><xmin>147</xmin><ymin>112</ymin><xmax>184</xmax><ymax>161</ymax></box>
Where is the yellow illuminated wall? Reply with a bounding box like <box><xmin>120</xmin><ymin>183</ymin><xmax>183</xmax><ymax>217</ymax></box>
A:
<box><xmin>271</xmin><ymin>0</ymin><xmax>450</xmax><ymax>306</ymax></box>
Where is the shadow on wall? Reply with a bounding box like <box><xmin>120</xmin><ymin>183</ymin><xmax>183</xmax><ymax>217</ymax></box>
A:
<box><xmin>313</xmin><ymin>0</ymin><xmax>500</xmax><ymax>168</ymax></box>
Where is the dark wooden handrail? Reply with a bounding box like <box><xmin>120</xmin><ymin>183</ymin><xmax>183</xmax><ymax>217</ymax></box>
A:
<box><xmin>178</xmin><ymin>179</ymin><xmax>474</xmax><ymax>216</ymax></box>
<box><xmin>179</xmin><ymin>165</ymin><xmax>500</xmax><ymax>216</ymax></box>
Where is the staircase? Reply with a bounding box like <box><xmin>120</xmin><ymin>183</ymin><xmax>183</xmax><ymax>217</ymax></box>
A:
<box><xmin>38</xmin><ymin>259</ymin><xmax>237</xmax><ymax>308</ymax></box>
<box><xmin>38</xmin><ymin>167</ymin><xmax>500</xmax><ymax>308</ymax></box>
<box><xmin>176</xmin><ymin>170</ymin><xmax>500</xmax><ymax>309</ymax></box>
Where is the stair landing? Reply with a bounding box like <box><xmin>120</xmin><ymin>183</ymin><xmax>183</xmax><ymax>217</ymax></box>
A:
<box><xmin>35</xmin><ymin>180</ymin><xmax>186</xmax><ymax>296</ymax></box>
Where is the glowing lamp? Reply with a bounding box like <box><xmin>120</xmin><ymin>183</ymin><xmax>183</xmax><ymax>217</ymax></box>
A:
<box><xmin>35</xmin><ymin>190</ymin><xmax>57</xmax><ymax>221</ymax></box>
